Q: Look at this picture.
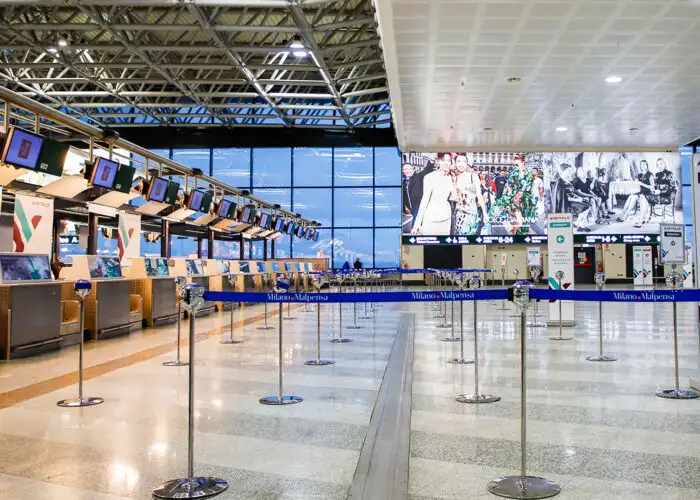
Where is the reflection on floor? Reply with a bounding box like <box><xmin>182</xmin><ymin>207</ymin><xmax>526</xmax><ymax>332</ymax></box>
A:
<box><xmin>0</xmin><ymin>289</ymin><xmax>698</xmax><ymax>499</ymax></box>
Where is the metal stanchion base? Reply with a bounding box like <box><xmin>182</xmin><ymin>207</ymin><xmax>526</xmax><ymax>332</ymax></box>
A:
<box><xmin>456</xmin><ymin>393</ymin><xmax>501</xmax><ymax>404</ymax></box>
<box><xmin>656</xmin><ymin>388</ymin><xmax>700</xmax><ymax>399</ymax></box>
<box><xmin>441</xmin><ymin>337</ymin><xmax>461</xmax><ymax>342</ymax></box>
<box><xmin>259</xmin><ymin>395</ymin><xmax>304</xmax><ymax>405</ymax></box>
<box><xmin>528</xmin><ymin>322</ymin><xmax>546</xmax><ymax>328</ymax></box>
<box><xmin>436</xmin><ymin>323</ymin><xmax>451</xmax><ymax>329</ymax></box>
<box><xmin>304</xmin><ymin>359</ymin><xmax>335</xmax><ymax>366</ymax></box>
<box><xmin>586</xmin><ymin>355</ymin><xmax>617</xmax><ymax>362</ymax></box>
<box><xmin>220</xmin><ymin>338</ymin><xmax>244</xmax><ymax>344</ymax></box>
<box><xmin>434</xmin><ymin>313</ymin><xmax>446</xmax><ymax>319</ymax></box>
<box><xmin>346</xmin><ymin>325</ymin><xmax>364</xmax><ymax>330</ymax></box>
<box><xmin>256</xmin><ymin>325</ymin><xmax>275</xmax><ymax>330</ymax></box>
<box><xmin>284</xmin><ymin>317</ymin><xmax>298</xmax><ymax>321</ymax></box>
<box><xmin>359</xmin><ymin>315</ymin><xmax>372</xmax><ymax>320</ymax></box>
<box><xmin>57</xmin><ymin>396</ymin><xmax>104</xmax><ymax>407</ymax></box>
<box><xmin>487</xmin><ymin>475</ymin><xmax>561</xmax><ymax>499</ymax></box>
<box><xmin>447</xmin><ymin>357</ymin><xmax>474</xmax><ymax>364</ymax></box>
<box><xmin>549</xmin><ymin>336</ymin><xmax>574</xmax><ymax>341</ymax></box>
<box><xmin>162</xmin><ymin>360</ymin><xmax>189</xmax><ymax>367</ymax></box>
<box><xmin>152</xmin><ymin>477</ymin><xmax>228</xmax><ymax>499</ymax></box>
<box><xmin>330</xmin><ymin>338</ymin><xmax>353</xmax><ymax>343</ymax></box>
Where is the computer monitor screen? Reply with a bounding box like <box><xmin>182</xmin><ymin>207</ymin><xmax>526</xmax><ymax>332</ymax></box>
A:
<box><xmin>272</xmin><ymin>262</ymin><xmax>280</xmax><ymax>272</ymax></box>
<box><xmin>274</xmin><ymin>217</ymin><xmax>285</xmax><ymax>232</ymax></box>
<box><xmin>144</xmin><ymin>258</ymin><xmax>157</xmax><ymax>277</ymax></box>
<box><xmin>286</xmin><ymin>222</ymin><xmax>295</xmax><ymax>235</ymax></box>
<box><xmin>89</xmin><ymin>157</ymin><xmax>119</xmax><ymax>189</ymax></box>
<box><xmin>185</xmin><ymin>259</ymin><xmax>204</xmax><ymax>275</ymax></box>
<box><xmin>218</xmin><ymin>200</ymin><xmax>232</xmax><ymax>218</ymax></box>
<box><xmin>146</xmin><ymin>177</ymin><xmax>169</xmax><ymax>202</ymax></box>
<box><xmin>295</xmin><ymin>225</ymin><xmax>305</xmax><ymax>237</ymax></box>
<box><xmin>312</xmin><ymin>230</ymin><xmax>319</xmax><ymax>242</ymax></box>
<box><xmin>239</xmin><ymin>262</ymin><xmax>250</xmax><ymax>274</ymax></box>
<box><xmin>1</xmin><ymin>127</ymin><xmax>44</xmax><ymax>170</ymax></box>
<box><xmin>0</xmin><ymin>254</ymin><xmax>52</xmax><ymax>282</ymax></box>
<box><xmin>304</xmin><ymin>228</ymin><xmax>313</xmax><ymax>239</ymax></box>
<box><xmin>187</xmin><ymin>190</ymin><xmax>204</xmax><ymax>212</ymax></box>
<box><xmin>256</xmin><ymin>262</ymin><xmax>266</xmax><ymax>273</ymax></box>
<box><xmin>88</xmin><ymin>256</ymin><xmax>122</xmax><ymax>279</ymax></box>
<box><xmin>155</xmin><ymin>258</ymin><xmax>169</xmax><ymax>276</ymax></box>
<box><xmin>259</xmin><ymin>213</ymin><xmax>270</xmax><ymax>229</ymax></box>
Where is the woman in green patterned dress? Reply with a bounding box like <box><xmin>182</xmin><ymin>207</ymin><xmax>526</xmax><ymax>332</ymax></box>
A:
<box><xmin>487</xmin><ymin>154</ymin><xmax>535</xmax><ymax>235</ymax></box>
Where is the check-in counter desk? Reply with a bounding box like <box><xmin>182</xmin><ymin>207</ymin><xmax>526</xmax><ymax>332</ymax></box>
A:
<box><xmin>0</xmin><ymin>253</ymin><xmax>63</xmax><ymax>359</ymax></box>
<box><xmin>203</xmin><ymin>259</ymin><xmax>237</xmax><ymax>312</ymax></box>
<box><xmin>60</xmin><ymin>255</ymin><xmax>136</xmax><ymax>341</ymax></box>
<box><xmin>124</xmin><ymin>257</ymin><xmax>178</xmax><ymax>327</ymax></box>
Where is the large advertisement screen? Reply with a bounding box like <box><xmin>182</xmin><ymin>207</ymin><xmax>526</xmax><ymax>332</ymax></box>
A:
<box><xmin>402</xmin><ymin>151</ymin><xmax>681</xmax><ymax>243</ymax></box>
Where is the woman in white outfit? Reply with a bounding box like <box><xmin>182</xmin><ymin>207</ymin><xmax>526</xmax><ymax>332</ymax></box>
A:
<box><xmin>452</xmin><ymin>154</ymin><xmax>487</xmax><ymax>234</ymax></box>
<box><xmin>412</xmin><ymin>152</ymin><xmax>454</xmax><ymax>235</ymax></box>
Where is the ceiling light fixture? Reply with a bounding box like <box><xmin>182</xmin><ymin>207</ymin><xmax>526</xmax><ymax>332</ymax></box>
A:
<box><xmin>289</xmin><ymin>37</ymin><xmax>307</xmax><ymax>58</ymax></box>
<box><xmin>605</xmin><ymin>75</ymin><xmax>622</xmax><ymax>83</ymax></box>
<box><xmin>505</xmin><ymin>77</ymin><xmax>522</xmax><ymax>84</ymax></box>
<box><xmin>57</xmin><ymin>36</ymin><xmax>69</xmax><ymax>47</ymax></box>
<box><xmin>556</xmin><ymin>126</ymin><xmax>568</xmax><ymax>132</ymax></box>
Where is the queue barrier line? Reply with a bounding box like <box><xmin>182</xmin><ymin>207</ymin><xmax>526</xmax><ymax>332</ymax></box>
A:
<box><xmin>202</xmin><ymin>289</ymin><xmax>509</xmax><ymax>303</ymax></box>
<box><xmin>531</xmin><ymin>288</ymin><xmax>700</xmax><ymax>302</ymax></box>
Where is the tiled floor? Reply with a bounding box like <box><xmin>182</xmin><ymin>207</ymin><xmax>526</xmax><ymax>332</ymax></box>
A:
<box><xmin>0</xmin><ymin>289</ymin><xmax>699</xmax><ymax>499</ymax></box>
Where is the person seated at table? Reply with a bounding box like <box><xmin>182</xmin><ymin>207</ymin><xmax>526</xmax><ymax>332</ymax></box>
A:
<box><xmin>616</xmin><ymin>160</ymin><xmax>654</xmax><ymax>227</ymax></box>
<box><xmin>592</xmin><ymin>168</ymin><xmax>615</xmax><ymax>218</ymax></box>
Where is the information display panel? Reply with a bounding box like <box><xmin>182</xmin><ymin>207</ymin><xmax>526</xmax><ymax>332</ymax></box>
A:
<box><xmin>185</xmin><ymin>259</ymin><xmax>204</xmax><ymax>276</ymax></box>
<box><xmin>88</xmin><ymin>256</ymin><xmax>122</xmax><ymax>279</ymax></box>
<box><xmin>239</xmin><ymin>262</ymin><xmax>250</xmax><ymax>274</ymax></box>
<box><xmin>402</xmin><ymin>151</ymin><xmax>682</xmax><ymax>244</ymax></box>
<box><xmin>1</xmin><ymin>127</ymin><xmax>44</xmax><ymax>170</ymax></box>
<box><xmin>88</xmin><ymin>157</ymin><xmax>120</xmax><ymax>189</ymax></box>
<box><xmin>0</xmin><ymin>254</ymin><xmax>52</xmax><ymax>282</ymax></box>
<box><xmin>216</xmin><ymin>260</ymin><xmax>230</xmax><ymax>274</ymax></box>
<box><xmin>256</xmin><ymin>262</ymin><xmax>266</xmax><ymax>273</ymax></box>
<box><xmin>146</xmin><ymin>177</ymin><xmax>169</xmax><ymax>202</ymax></box>
<box><xmin>272</xmin><ymin>262</ymin><xmax>281</xmax><ymax>272</ymax></box>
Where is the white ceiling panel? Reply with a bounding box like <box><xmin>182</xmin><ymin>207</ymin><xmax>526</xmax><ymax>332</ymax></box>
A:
<box><xmin>374</xmin><ymin>0</ymin><xmax>700</xmax><ymax>150</ymax></box>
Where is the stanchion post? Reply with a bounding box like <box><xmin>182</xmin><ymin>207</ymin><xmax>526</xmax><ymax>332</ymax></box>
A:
<box><xmin>331</xmin><ymin>274</ymin><xmax>353</xmax><ymax>343</ymax></box>
<box><xmin>347</xmin><ymin>273</ymin><xmax>363</xmax><ymax>330</ymax></box>
<box><xmin>656</xmin><ymin>266</ymin><xmax>700</xmax><ymax>399</ymax></box>
<box><xmin>221</xmin><ymin>274</ymin><xmax>244</xmax><ymax>344</ymax></box>
<box><xmin>260</xmin><ymin>293</ymin><xmax>304</xmax><ymax>405</ymax></box>
<box><xmin>527</xmin><ymin>267</ymin><xmax>545</xmax><ymax>328</ymax></box>
<box><xmin>57</xmin><ymin>280</ymin><xmax>104</xmax><ymax>407</ymax></box>
<box><xmin>509</xmin><ymin>269</ymin><xmax>521</xmax><ymax>317</ymax></box>
<box><xmin>284</xmin><ymin>273</ymin><xmax>297</xmax><ymax>320</ymax></box>
<box><xmin>442</xmin><ymin>272</ymin><xmax>460</xmax><ymax>339</ymax></box>
<box><xmin>457</xmin><ymin>275</ymin><xmax>499</xmax><ymax>403</ymax></box>
<box><xmin>487</xmin><ymin>282</ymin><xmax>561</xmax><ymax>499</ymax></box>
<box><xmin>448</xmin><ymin>273</ymin><xmax>474</xmax><ymax>361</ymax></box>
<box><xmin>153</xmin><ymin>284</ymin><xmax>228</xmax><ymax>499</ymax></box>
<box><xmin>257</xmin><ymin>273</ymin><xmax>274</xmax><ymax>330</ymax></box>
<box><xmin>305</xmin><ymin>275</ymin><xmax>334</xmax><ymax>366</ymax></box>
<box><xmin>163</xmin><ymin>276</ymin><xmax>189</xmax><ymax>367</ymax></box>
<box><xmin>586</xmin><ymin>272</ymin><xmax>617</xmax><ymax>362</ymax></box>
<box><xmin>550</xmin><ymin>270</ymin><xmax>573</xmax><ymax>341</ymax></box>
<box><xmin>498</xmin><ymin>265</ymin><xmax>508</xmax><ymax>310</ymax></box>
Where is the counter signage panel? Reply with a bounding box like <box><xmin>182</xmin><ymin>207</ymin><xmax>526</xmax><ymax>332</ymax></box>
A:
<box><xmin>286</xmin><ymin>222</ymin><xmax>296</xmax><ymax>235</ymax></box>
<box><xmin>113</xmin><ymin>165</ymin><xmax>135</xmax><ymax>194</ymax></box>
<box><xmin>1</xmin><ymin>127</ymin><xmax>44</xmax><ymax>170</ymax></box>
<box><xmin>216</xmin><ymin>260</ymin><xmax>230</xmax><ymax>274</ymax></box>
<box><xmin>295</xmin><ymin>263</ymin><xmax>302</xmax><ymax>271</ymax></box>
<box><xmin>0</xmin><ymin>254</ymin><xmax>52</xmax><ymax>282</ymax></box>
<box><xmin>313</xmin><ymin>230</ymin><xmax>319</xmax><ymax>242</ymax></box>
<box><xmin>295</xmin><ymin>225</ymin><xmax>305</xmax><ymax>237</ymax></box>
<box><xmin>164</xmin><ymin>181</ymin><xmax>180</xmax><ymax>205</ymax></box>
<box><xmin>185</xmin><ymin>259</ymin><xmax>204</xmax><ymax>276</ymax></box>
<box><xmin>285</xmin><ymin>263</ymin><xmax>293</xmax><ymax>272</ymax></box>
<box><xmin>402</xmin><ymin>235</ymin><xmax>547</xmax><ymax>245</ymax></box>
<box><xmin>155</xmin><ymin>258</ymin><xmax>169</xmax><ymax>276</ymax></box>
<box><xmin>256</xmin><ymin>262</ymin><xmax>266</xmax><ymax>273</ymax></box>
<box><xmin>239</xmin><ymin>262</ymin><xmax>250</xmax><ymax>274</ymax></box>
<box><xmin>274</xmin><ymin>217</ymin><xmax>285</xmax><ymax>232</ymax></box>
<box><xmin>36</xmin><ymin>137</ymin><xmax>69</xmax><ymax>177</ymax></box>
<box><xmin>573</xmin><ymin>234</ymin><xmax>660</xmax><ymax>244</ymax></box>
<box><xmin>88</xmin><ymin>256</ymin><xmax>122</xmax><ymax>279</ymax></box>
<box><xmin>272</xmin><ymin>262</ymin><xmax>280</xmax><ymax>272</ymax></box>
<box><xmin>200</xmin><ymin>191</ymin><xmax>213</xmax><ymax>213</ymax></box>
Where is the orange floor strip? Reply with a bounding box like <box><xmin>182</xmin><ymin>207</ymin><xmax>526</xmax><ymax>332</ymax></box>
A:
<box><xmin>0</xmin><ymin>305</ymin><xmax>297</xmax><ymax>409</ymax></box>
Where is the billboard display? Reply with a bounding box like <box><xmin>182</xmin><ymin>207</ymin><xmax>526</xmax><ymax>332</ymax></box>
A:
<box><xmin>401</xmin><ymin>151</ymin><xmax>681</xmax><ymax>243</ymax></box>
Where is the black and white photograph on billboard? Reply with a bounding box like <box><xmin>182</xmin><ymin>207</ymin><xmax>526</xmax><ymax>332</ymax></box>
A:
<box><xmin>543</xmin><ymin>152</ymin><xmax>681</xmax><ymax>234</ymax></box>
<box><xmin>401</xmin><ymin>152</ymin><xmax>547</xmax><ymax>237</ymax></box>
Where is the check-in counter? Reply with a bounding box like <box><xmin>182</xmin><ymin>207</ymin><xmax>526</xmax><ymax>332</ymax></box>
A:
<box><xmin>60</xmin><ymin>255</ymin><xmax>135</xmax><ymax>340</ymax></box>
<box><xmin>124</xmin><ymin>257</ymin><xmax>178</xmax><ymax>327</ymax></box>
<box><xmin>169</xmin><ymin>258</ymin><xmax>216</xmax><ymax>317</ymax></box>
<box><xmin>204</xmin><ymin>259</ymin><xmax>237</xmax><ymax>312</ymax></box>
<box><xmin>0</xmin><ymin>253</ymin><xmax>62</xmax><ymax>359</ymax></box>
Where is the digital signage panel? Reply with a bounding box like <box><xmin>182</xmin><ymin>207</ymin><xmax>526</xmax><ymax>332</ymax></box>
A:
<box><xmin>1</xmin><ymin>127</ymin><xmax>44</xmax><ymax>170</ymax></box>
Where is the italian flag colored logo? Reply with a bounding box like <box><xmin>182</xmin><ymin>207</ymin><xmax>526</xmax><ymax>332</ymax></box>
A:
<box><xmin>12</xmin><ymin>198</ymin><xmax>42</xmax><ymax>252</ymax></box>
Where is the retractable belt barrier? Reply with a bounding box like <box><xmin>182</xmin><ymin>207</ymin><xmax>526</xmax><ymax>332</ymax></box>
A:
<box><xmin>202</xmin><ymin>289</ymin><xmax>508</xmax><ymax>303</ymax></box>
<box><xmin>531</xmin><ymin>288</ymin><xmax>700</xmax><ymax>302</ymax></box>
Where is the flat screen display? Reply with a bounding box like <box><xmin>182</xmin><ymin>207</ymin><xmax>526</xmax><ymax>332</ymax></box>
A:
<box><xmin>200</xmin><ymin>191</ymin><xmax>213</xmax><ymax>213</ymax></box>
<box><xmin>0</xmin><ymin>254</ymin><xmax>52</xmax><ymax>282</ymax></box>
<box><xmin>155</xmin><ymin>258</ymin><xmax>169</xmax><ymax>276</ymax></box>
<box><xmin>146</xmin><ymin>177</ymin><xmax>169</xmax><ymax>202</ymax></box>
<box><xmin>1</xmin><ymin>127</ymin><xmax>44</xmax><ymax>170</ymax></box>
<box><xmin>113</xmin><ymin>165</ymin><xmax>135</xmax><ymax>194</ymax></box>
<box><xmin>187</xmin><ymin>190</ymin><xmax>204</xmax><ymax>212</ymax></box>
<box><xmin>295</xmin><ymin>263</ymin><xmax>302</xmax><ymax>271</ymax></box>
<box><xmin>256</xmin><ymin>262</ymin><xmax>266</xmax><ymax>273</ymax></box>
<box><xmin>144</xmin><ymin>258</ymin><xmax>157</xmax><ymax>277</ymax></box>
<box><xmin>242</xmin><ymin>206</ymin><xmax>254</xmax><ymax>224</ymax></box>
<box><xmin>286</xmin><ymin>222</ymin><xmax>296</xmax><ymax>235</ymax></box>
<box><xmin>185</xmin><ymin>259</ymin><xmax>204</xmax><ymax>276</ymax></box>
<box><xmin>312</xmin><ymin>230</ymin><xmax>319</xmax><ymax>242</ymax></box>
<box><xmin>285</xmin><ymin>263</ymin><xmax>293</xmax><ymax>272</ymax></box>
<box><xmin>218</xmin><ymin>200</ymin><xmax>232</xmax><ymax>218</ymax></box>
<box><xmin>164</xmin><ymin>181</ymin><xmax>180</xmax><ymax>204</ymax></box>
<box><xmin>259</xmin><ymin>213</ymin><xmax>270</xmax><ymax>229</ymax></box>
<box><xmin>89</xmin><ymin>157</ymin><xmax>119</xmax><ymax>189</ymax></box>
<box><xmin>295</xmin><ymin>225</ymin><xmax>305</xmax><ymax>237</ymax></box>
<box><xmin>36</xmin><ymin>137</ymin><xmax>69</xmax><ymax>177</ymax></box>
<box><xmin>239</xmin><ymin>262</ymin><xmax>250</xmax><ymax>274</ymax></box>
<box><xmin>304</xmin><ymin>228</ymin><xmax>313</xmax><ymax>240</ymax></box>
<box><xmin>274</xmin><ymin>217</ymin><xmax>285</xmax><ymax>232</ymax></box>
<box><xmin>216</xmin><ymin>260</ymin><xmax>230</xmax><ymax>274</ymax></box>
<box><xmin>272</xmin><ymin>262</ymin><xmax>280</xmax><ymax>272</ymax></box>
<box><xmin>88</xmin><ymin>256</ymin><xmax>122</xmax><ymax>279</ymax></box>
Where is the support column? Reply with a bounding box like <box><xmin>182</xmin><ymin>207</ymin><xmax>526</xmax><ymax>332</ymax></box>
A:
<box><xmin>238</xmin><ymin>235</ymin><xmax>244</xmax><ymax>260</ymax></box>
<box><xmin>271</xmin><ymin>239</ymin><xmax>276</xmax><ymax>259</ymax></box>
<box><xmin>87</xmin><ymin>213</ymin><xmax>98</xmax><ymax>255</ymax></box>
<box><xmin>263</xmin><ymin>240</ymin><xmax>268</xmax><ymax>261</ymax></box>
<box><xmin>161</xmin><ymin>220</ymin><xmax>170</xmax><ymax>259</ymax></box>
<box><xmin>197</xmin><ymin>238</ymin><xmax>203</xmax><ymax>259</ymax></box>
<box><xmin>52</xmin><ymin>217</ymin><xmax>61</xmax><ymax>263</ymax></box>
<box><xmin>208</xmin><ymin>228</ymin><xmax>215</xmax><ymax>260</ymax></box>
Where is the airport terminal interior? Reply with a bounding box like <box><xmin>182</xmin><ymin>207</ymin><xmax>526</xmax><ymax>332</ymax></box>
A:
<box><xmin>1</xmin><ymin>1</ymin><xmax>700</xmax><ymax>499</ymax></box>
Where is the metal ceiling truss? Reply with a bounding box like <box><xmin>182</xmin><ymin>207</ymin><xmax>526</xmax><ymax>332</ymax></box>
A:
<box><xmin>0</xmin><ymin>0</ymin><xmax>390</xmax><ymax>130</ymax></box>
